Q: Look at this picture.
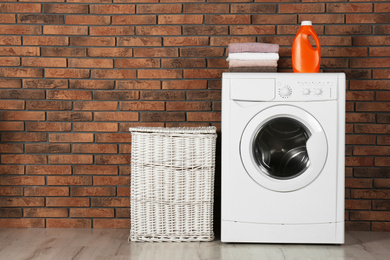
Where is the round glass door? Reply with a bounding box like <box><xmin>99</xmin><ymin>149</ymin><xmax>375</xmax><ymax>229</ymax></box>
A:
<box><xmin>253</xmin><ymin>117</ymin><xmax>311</xmax><ymax>180</ymax></box>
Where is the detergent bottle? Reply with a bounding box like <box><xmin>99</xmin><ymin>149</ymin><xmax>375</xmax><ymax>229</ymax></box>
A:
<box><xmin>292</xmin><ymin>21</ymin><xmax>321</xmax><ymax>73</ymax></box>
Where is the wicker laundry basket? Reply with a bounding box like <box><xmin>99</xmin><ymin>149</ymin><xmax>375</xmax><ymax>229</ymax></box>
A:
<box><xmin>129</xmin><ymin>127</ymin><xmax>217</xmax><ymax>242</ymax></box>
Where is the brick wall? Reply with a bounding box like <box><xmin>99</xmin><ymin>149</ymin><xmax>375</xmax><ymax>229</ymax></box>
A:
<box><xmin>0</xmin><ymin>1</ymin><xmax>389</xmax><ymax>231</ymax></box>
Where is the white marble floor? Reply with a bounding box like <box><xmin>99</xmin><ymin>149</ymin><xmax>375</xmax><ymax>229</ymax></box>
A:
<box><xmin>0</xmin><ymin>229</ymin><xmax>390</xmax><ymax>260</ymax></box>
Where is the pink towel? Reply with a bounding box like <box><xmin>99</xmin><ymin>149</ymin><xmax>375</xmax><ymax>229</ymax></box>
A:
<box><xmin>229</xmin><ymin>59</ymin><xmax>278</xmax><ymax>67</ymax></box>
<box><xmin>228</xmin><ymin>42</ymin><xmax>279</xmax><ymax>54</ymax></box>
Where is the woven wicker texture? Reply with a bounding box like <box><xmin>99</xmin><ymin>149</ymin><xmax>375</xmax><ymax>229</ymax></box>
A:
<box><xmin>129</xmin><ymin>127</ymin><xmax>217</xmax><ymax>242</ymax></box>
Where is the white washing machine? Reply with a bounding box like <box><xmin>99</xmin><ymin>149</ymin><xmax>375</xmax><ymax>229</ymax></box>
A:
<box><xmin>221</xmin><ymin>73</ymin><xmax>345</xmax><ymax>244</ymax></box>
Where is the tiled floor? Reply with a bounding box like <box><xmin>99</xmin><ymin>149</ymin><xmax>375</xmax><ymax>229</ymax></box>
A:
<box><xmin>1</xmin><ymin>228</ymin><xmax>389</xmax><ymax>260</ymax></box>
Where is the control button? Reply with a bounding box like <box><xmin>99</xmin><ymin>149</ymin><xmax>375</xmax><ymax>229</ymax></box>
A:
<box><xmin>314</xmin><ymin>88</ymin><xmax>323</xmax><ymax>95</ymax></box>
<box><xmin>279</xmin><ymin>86</ymin><xmax>292</xmax><ymax>98</ymax></box>
<box><xmin>303</xmin><ymin>88</ymin><xmax>311</xmax><ymax>95</ymax></box>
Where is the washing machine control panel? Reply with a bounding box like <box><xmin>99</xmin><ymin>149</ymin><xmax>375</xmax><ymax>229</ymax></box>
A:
<box><xmin>276</xmin><ymin>80</ymin><xmax>338</xmax><ymax>101</ymax></box>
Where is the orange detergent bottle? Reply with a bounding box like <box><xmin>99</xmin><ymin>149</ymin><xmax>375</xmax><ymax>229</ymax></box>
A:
<box><xmin>292</xmin><ymin>21</ymin><xmax>321</xmax><ymax>73</ymax></box>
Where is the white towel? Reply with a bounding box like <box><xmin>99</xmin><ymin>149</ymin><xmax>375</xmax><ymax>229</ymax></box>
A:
<box><xmin>227</xmin><ymin>53</ymin><xmax>279</xmax><ymax>61</ymax></box>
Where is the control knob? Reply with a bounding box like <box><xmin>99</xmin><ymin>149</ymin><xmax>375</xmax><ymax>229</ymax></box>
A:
<box><xmin>314</xmin><ymin>88</ymin><xmax>323</xmax><ymax>95</ymax></box>
<box><xmin>279</xmin><ymin>86</ymin><xmax>292</xmax><ymax>98</ymax></box>
<box><xmin>303</xmin><ymin>88</ymin><xmax>311</xmax><ymax>95</ymax></box>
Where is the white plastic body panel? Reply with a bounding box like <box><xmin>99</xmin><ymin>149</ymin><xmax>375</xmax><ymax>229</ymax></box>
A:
<box><xmin>221</xmin><ymin>73</ymin><xmax>345</xmax><ymax>244</ymax></box>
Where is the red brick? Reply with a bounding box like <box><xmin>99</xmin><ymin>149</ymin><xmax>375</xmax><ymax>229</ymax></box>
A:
<box><xmin>71</xmin><ymin>187</ymin><xmax>116</xmax><ymax>197</ymax></box>
<box><xmin>46</xmin><ymin>219</ymin><xmax>91</xmax><ymax>228</ymax></box>
<box><xmin>0</xmin><ymin>89</ymin><xmax>45</xmax><ymax>100</ymax></box>
<box><xmin>354</xmin><ymin>146</ymin><xmax>390</xmax><ymax>156</ymax></box>
<box><xmin>91</xmin><ymin>69</ymin><xmax>137</xmax><ymax>79</ymax></box>
<box><xmin>91</xmin><ymin>197</ymin><xmax>129</xmax><ymax>207</ymax></box>
<box><xmin>117</xmin><ymin>37</ymin><xmax>161</xmax><ymax>46</ymax></box>
<box><xmin>113</xmin><ymin>15</ymin><xmax>156</xmax><ymax>25</ymax></box>
<box><xmin>346</xmin><ymin>91</ymin><xmax>373</xmax><ymax>101</ymax></box>
<box><xmin>0</xmin><ymin>187</ymin><xmax>23</xmax><ymax>197</ymax></box>
<box><xmin>0</xmin><ymin>25</ymin><xmax>41</xmax><ymax>35</ymax></box>
<box><xmin>136</xmin><ymin>26</ymin><xmax>181</xmax><ymax>36</ymax></box>
<box><xmin>134</xmin><ymin>48</ymin><xmax>178</xmax><ymax>58</ymax></box>
<box><xmin>34</xmin><ymin>117</ymin><xmax>71</xmax><ymax>132</ymax></box>
<box><xmin>137</xmin><ymin>4</ymin><xmax>182</xmax><ymax>14</ymax></box>
<box><xmin>375</xmin><ymin>3</ymin><xmax>390</xmax><ymax>12</ymax></box>
<box><xmin>138</xmin><ymin>69</ymin><xmax>182</xmax><ymax>79</ymax></box>
<box><xmin>42</xmin><ymin>4</ymin><xmax>88</xmax><ymax>14</ymax></box>
<box><xmin>347</xmin><ymin>14</ymin><xmax>390</xmax><ymax>24</ymax></box>
<box><xmin>187</xmin><ymin>112</ymin><xmax>221</xmax><ymax>122</ymax></box>
<box><xmin>210</xmin><ymin>36</ymin><xmax>257</xmax><ymax>46</ymax></box>
<box><xmin>47</xmin><ymin>112</ymin><xmax>92</xmax><ymax>122</ymax></box>
<box><xmin>0</xmin><ymin>3</ymin><xmax>41</xmax><ymax>13</ymax></box>
<box><xmin>166</xmin><ymin>102</ymin><xmax>211</xmax><ymax>111</ymax></box>
<box><xmin>90</xmin><ymin>26</ymin><xmax>135</xmax><ymax>36</ymax></box>
<box><xmin>0</xmin><ymin>144</ymin><xmax>23</xmax><ymax>153</ymax></box>
<box><xmin>373</xmin><ymin>69</ymin><xmax>390</xmax><ymax>79</ymax></box>
<box><xmin>279</xmin><ymin>3</ymin><xmax>324</xmax><ymax>13</ymax></box>
<box><xmin>345</xmin><ymin>135</ymin><xmax>376</xmax><ymax>145</ymax></box>
<box><xmin>26</xmin><ymin>165</ymin><xmax>72</xmax><ymax>175</ymax></box>
<box><xmin>351</xmin><ymin>58</ymin><xmax>390</xmax><ymax>69</ymax></box>
<box><xmin>0</xmin><ymin>197</ymin><xmax>44</xmax><ymax>207</ymax></box>
<box><xmin>94</xmin><ymin>112</ymin><xmax>139</xmax><ymax>121</ymax></box>
<box><xmin>372</xmin><ymin>223</ymin><xmax>390</xmax><ymax>232</ymax></box>
<box><xmin>68</xmin><ymin>58</ymin><xmax>113</xmax><ymax>69</ymax></box>
<box><xmin>73</xmin><ymin>165</ymin><xmax>118</xmax><ymax>175</ymax></box>
<box><xmin>93</xmin><ymin>91</ymin><xmax>138</xmax><ymax>101</ymax></box>
<box><xmin>42</xmin><ymin>47</ymin><xmax>87</xmax><ymax>57</ymax></box>
<box><xmin>181</xmin><ymin>47</ymin><xmax>224</xmax><ymax>57</ymax></box>
<box><xmin>47</xmin><ymin>90</ymin><xmax>92</xmax><ymax>100</ymax></box>
<box><xmin>354</xmin><ymin>167</ymin><xmax>390</xmax><ymax>178</ymax></box>
<box><xmin>327</xmin><ymin>3</ymin><xmax>372</xmax><ymax>13</ymax></box>
<box><xmin>159</xmin><ymin>15</ymin><xmax>203</xmax><ymax>24</ymax></box>
<box><xmin>117</xmin><ymin>187</ymin><xmax>130</xmax><ymax>197</ymax></box>
<box><xmin>184</xmin><ymin>3</ymin><xmax>229</xmax><ymax>13</ymax></box>
<box><xmin>24</xmin><ymin>208</ymin><xmax>68</xmax><ymax>218</ymax></box>
<box><xmin>23</xmin><ymin>36</ymin><xmax>68</xmax><ymax>46</ymax></box>
<box><xmin>70</xmin><ymin>80</ymin><xmax>114</xmax><ymax>90</ymax></box>
<box><xmin>0</xmin><ymin>57</ymin><xmax>19</xmax><ymax>66</ymax></box>
<box><xmin>162</xmin><ymin>80</ymin><xmax>207</xmax><ymax>90</ymax></box>
<box><xmin>356</xmin><ymin>102</ymin><xmax>390</xmax><ymax>112</ymax></box>
<box><xmin>355</xmin><ymin>124</ymin><xmax>390</xmax><ymax>134</ymax></box>
<box><xmin>350</xmin><ymin>211</ymin><xmax>390</xmax><ymax>221</ymax></box>
<box><xmin>345</xmin><ymin>178</ymin><xmax>372</xmax><ymax>189</ymax></box>
<box><xmin>140</xmin><ymin>90</ymin><xmax>185</xmax><ymax>101</ymax></box>
<box><xmin>18</xmin><ymin>14</ymin><xmax>64</xmax><ymax>24</ymax></box>
<box><xmin>351</xmin><ymin>189</ymin><xmax>390</xmax><ymax>200</ymax></box>
<box><xmin>25</xmin><ymin>143</ymin><xmax>70</xmax><ymax>154</ymax></box>
<box><xmin>90</xmin><ymin>4</ymin><xmax>135</xmax><ymax>14</ymax></box>
<box><xmin>162</xmin><ymin>58</ymin><xmax>206</xmax><ymax>68</ymax></box>
<box><xmin>95</xmin><ymin>155</ymin><xmax>130</xmax><ymax>165</ymax></box>
<box><xmin>48</xmin><ymin>155</ymin><xmax>93</xmax><ymax>165</ymax></box>
<box><xmin>0</xmin><ymin>219</ymin><xmax>45</xmax><ymax>228</ymax></box>
<box><xmin>120</xmin><ymin>101</ymin><xmax>165</xmax><ymax>111</ymax></box>
<box><xmin>0</xmin><ymin>68</ymin><xmax>43</xmax><ymax>78</ymax></box>
<box><xmin>322</xmin><ymin>47</ymin><xmax>367</xmax><ymax>58</ymax></box>
<box><xmin>0</xmin><ymin>100</ymin><xmax>24</xmax><ymax>110</ymax></box>
<box><xmin>345</xmin><ymin>200</ymin><xmax>371</xmax><ymax>210</ymax></box>
<box><xmin>66</xmin><ymin>15</ymin><xmax>110</xmax><ymax>25</ymax></box>
<box><xmin>208</xmin><ymin>58</ymin><xmax>228</xmax><ymax>68</ymax></box>
<box><xmin>0</xmin><ymin>78</ymin><xmax>21</xmax><ymax>88</ymax></box>
<box><xmin>141</xmin><ymin>112</ymin><xmax>185</xmax><ymax>122</ymax></box>
<box><xmin>345</xmin><ymin>157</ymin><xmax>373</xmax><ymax>167</ymax></box>
<box><xmin>0</xmin><ymin>122</ymin><xmax>24</xmax><ymax>132</ymax></box>
<box><xmin>27</xmin><ymin>100</ymin><xmax>72</xmax><ymax>110</ymax></box>
<box><xmin>376</xmin><ymin>158</ymin><xmax>390</xmax><ymax>167</ymax></box>
<box><xmin>0</xmin><ymin>36</ymin><xmax>21</xmax><ymax>45</ymax></box>
<box><xmin>74</xmin><ymin>101</ymin><xmax>117</xmax><ymax>111</ymax></box>
<box><xmin>164</xmin><ymin>36</ymin><xmax>209</xmax><ymax>47</ymax></box>
<box><xmin>353</xmin><ymin>36</ymin><xmax>390</xmax><ymax>46</ymax></box>
<box><xmin>94</xmin><ymin>219</ymin><xmax>130</xmax><ymax>229</ymax></box>
<box><xmin>206</xmin><ymin>14</ymin><xmax>250</xmax><ymax>25</ymax></box>
<box><xmin>70</xmin><ymin>37</ymin><xmax>115</xmax><ymax>47</ymax></box>
<box><xmin>1</xmin><ymin>132</ymin><xmax>46</xmax><ymax>142</ymax></box>
<box><xmin>22</xmin><ymin>57</ymin><xmax>67</xmax><ymax>67</ymax></box>
<box><xmin>88</xmin><ymin>48</ymin><xmax>133</xmax><ymax>57</ymax></box>
<box><xmin>184</xmin><ymin>69</ymin><xmax>225</xmax><ymax>79</ymax></box>
<box><xmin>70</xmin><ymin>208</ymin><xmax>114</xmax><ymax>218</ymax></box>
<box><xmin>49</xmin><ymin>133</ymin><xmax>94</xmax><ymax>143</ymax></box>
<box><xmin>231</xmin><ymin>25</ymin><xmax>275</xmax><ymax>35</ymax></box>
<box><xmin>46</xmin><ymin>198</ymin><xmax>90</xmax><ymax>207</ymax></box>
<box><xmin>378</xmin><ymin>136</ymin><xmax>390</xmax><ymax>145</ymax></box>
<box><xmin>350</xmin><ymin>80</ymin><xmax>389</xmax><ymax>90</ymax></box>
<box><xmin>0</xmin><ymin>176</ymin><xmax>45</xmax><ymax>186</ymax></box>
<box><xmin>117</xmin><ymin>80</ymin><xmax>160</xmax><ymax>90</ymax></box>
<box><xmin>115</xmin><ymin>58</ymin><xmax>160</xmax><ymax>68</ymax></box>
<box><xmin>374</xmin><ymin>179</ymin><xmax>390</xmax><ymax>189</ymax></box>
<box><xmin>73</xmin><ymin>122</ymin><xmax>118</xmax><ymax>132</ymax></box>
<box><xmin>43</xmin><ymin>25</ymin><xmax>88</xmax><ymax>35</ymax></box>
<box><xmin>97</xmin><ymin>133</ymin><xmax>133</xmax><ymax>143</ymax></box>
<box><xmin>119</xmin><ymin>144</ymin><xmax>131</xmax><ymax>154</ymax></box>
<box><xmin>116</xmin><ymin>208</ymin><xmax>130</xmax><ymax>218</ymax></box>
<box><xmin>45</xmin><ymin>69</ymin><xmax>90</xmax><ymax>79</ymax></box>
<box><xmin>0</xmin><ymin>14</ymin><xmax>15</xmax><ymax>23</ymax></box>
<box><xmin>2</xmin><ymin>154</ymin><xmax>47</xmax><ymax>165</ymax></box>
<box><xmin>299</xmin><ymin>14</ymin><xmax>344</xmax><ymax>25</ymax></box>
<box><xmin>0</xmin><ymin>165</ymin><xmax>24</xmax><ymax>175</ymax></box>
<box><xmin>0</xmin><ymin>208</ymin><xmax>22</xmax><ymax>218</ymax></box>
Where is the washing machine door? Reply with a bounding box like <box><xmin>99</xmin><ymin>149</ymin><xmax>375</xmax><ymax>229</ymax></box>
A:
<box><xmin>240</xmin><ymin>105</ymin><xmax>328</xmax><ymax>192</ymax></box>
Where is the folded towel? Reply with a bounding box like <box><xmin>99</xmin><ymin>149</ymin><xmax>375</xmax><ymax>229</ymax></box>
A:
<box><xmin>227</xmin><ymin>53</ymin><xmax>279</xmax><ymax>61</ymax></box>
<box><xmin>228</xmin><ymin>42</ymin><xmax>279</xmax><ymax>54</ymax></box>
<box><xmin>228</xmin><ymin>66</ymin><xmax>277</xmax><ymax>73</ymax></box>
<box><xmin>229</xmin><ymin>59</ymin><xmax>278</xmax><ymax>68</ymax></box>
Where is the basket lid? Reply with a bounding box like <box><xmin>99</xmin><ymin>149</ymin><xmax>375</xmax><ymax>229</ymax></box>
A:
<box><xmin>129</xmin><ymin>126</ymin><xmax>217</xmax><ymax>134</ymax></box>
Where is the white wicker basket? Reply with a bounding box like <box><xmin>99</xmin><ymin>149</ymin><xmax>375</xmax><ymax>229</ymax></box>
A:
<box><xmin>129</xmin><ymin>127</ymin><xmax>217</xmax><ymax>242</ymax></box>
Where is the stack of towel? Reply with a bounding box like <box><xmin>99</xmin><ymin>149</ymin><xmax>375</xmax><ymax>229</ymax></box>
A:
<box><xmin>227</xmin><ymin>42</ymin><xmax>280</xmax><ymax>72</ymax></box>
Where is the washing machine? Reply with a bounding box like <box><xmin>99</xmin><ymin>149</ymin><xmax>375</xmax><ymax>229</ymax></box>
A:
<box><xmin>221</xmin><ymin>73</ymin><xmax>345</xmax><ymax>244</ymax></box>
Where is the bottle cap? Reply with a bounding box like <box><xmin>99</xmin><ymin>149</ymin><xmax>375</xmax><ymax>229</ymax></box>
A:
<box><xmin>301</xmin><ymin>21</ymin><xmax>312</xmax><ymax>26</ymax></box>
